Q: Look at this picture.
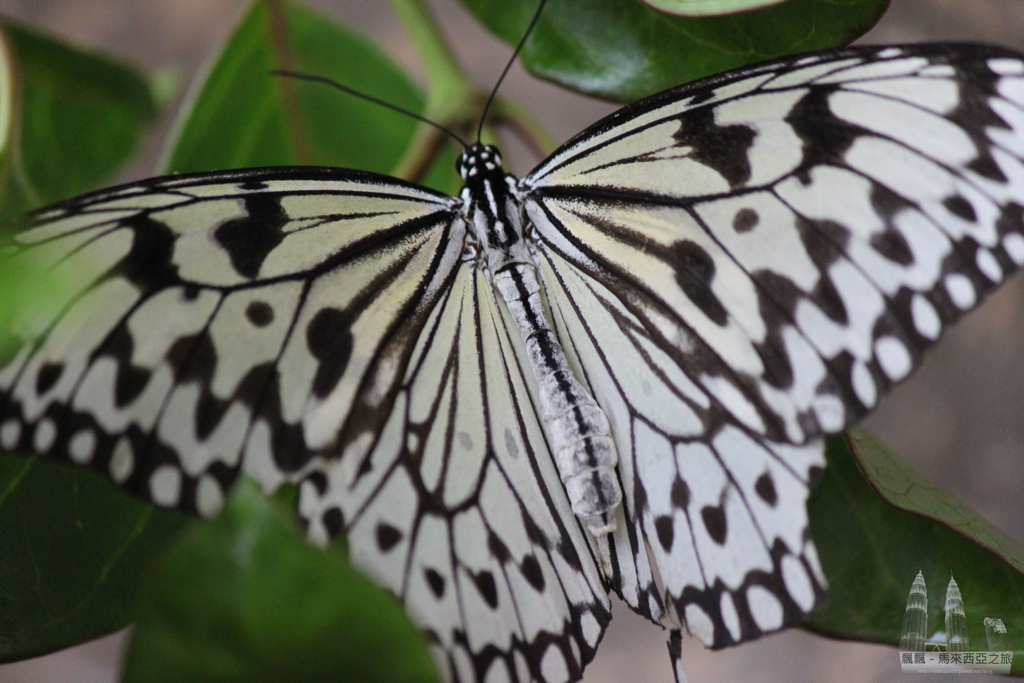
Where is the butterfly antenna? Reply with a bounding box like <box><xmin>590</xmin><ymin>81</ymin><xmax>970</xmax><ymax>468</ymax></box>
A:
<box><xmin>270</xmin><ymin>70</ymin><xmax>468</xmax><ymax>147</ymax></box>
<box><xmin>476</xmin><ymin>0</ymin><xmax>548</xmax><ymax>143</ymax></box>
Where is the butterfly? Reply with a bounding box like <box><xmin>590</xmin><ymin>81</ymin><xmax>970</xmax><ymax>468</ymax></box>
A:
<box><xmin>3</xmin><ymin>36</ymin><xmax>1024</xmax><ymax>683</ymax></box>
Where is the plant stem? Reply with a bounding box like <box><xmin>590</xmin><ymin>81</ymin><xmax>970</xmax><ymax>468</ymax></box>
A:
<box><xmin>491</xmin><ymin>97</ymin><xmax>558</xmax><ymax>159</ymax></box>
<box><xmin>264</xmin><ymin>0</ymin><xmax>314</xmax><ymax>165</ymax></box>
<box><xmin>388</xmin><ymin>0</ymin><xmax>476</xmax><ymax>182</ymax></box>
<box><xmin>387</xmin><ymin>0</ymin><xmax>559</xmax><ymax>183</ymax></box>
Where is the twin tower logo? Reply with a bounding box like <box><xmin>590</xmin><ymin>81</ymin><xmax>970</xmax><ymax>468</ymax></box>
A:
<box><xmin>899</xmin><ymin>571</ymin><xmax>1013</xmax><ymax>674</ymax></box>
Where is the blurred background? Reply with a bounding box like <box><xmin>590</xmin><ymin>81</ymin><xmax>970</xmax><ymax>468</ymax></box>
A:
<box><xmin>1</xmin><ymin>1</ymin><xmax>1023</xmax><ymax>681</ymax></box>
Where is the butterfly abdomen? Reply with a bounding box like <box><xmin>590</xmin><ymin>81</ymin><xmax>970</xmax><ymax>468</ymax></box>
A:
<box><xmin>459</xmin><ymin>143</ymin><xmax>623</xmax><ymax>535</ymax></box>
<box><xmin>493</xmin><ymin>262</ymin><xmax>622</xmax><ymax>534</ymax></box>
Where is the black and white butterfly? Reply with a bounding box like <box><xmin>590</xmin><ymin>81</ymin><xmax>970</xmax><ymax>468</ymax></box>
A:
<box><xmin>3</xmin><ymin>39</ymin><xmax>1024</xmax><ymax>683</ymax></box>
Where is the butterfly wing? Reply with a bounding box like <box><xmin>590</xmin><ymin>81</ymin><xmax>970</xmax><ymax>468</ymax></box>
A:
<box><xmin>520</xmin><ymin>43</ymin><xmax>1024</xmax><ymax>647</ymax></box>
<box><xmin>0</xmin><ymin>167</ymin><xmax>462</xmax><ymax>511</ymax></box>
<box><xmin>297</xmin><ymin>263</ymin><xmax>610</xmax><ymax>683</ymax></box>
<box><xmin>0</xmin><ymin>167</ymin><xmax>610</xmax><ymax>682</ymax></box>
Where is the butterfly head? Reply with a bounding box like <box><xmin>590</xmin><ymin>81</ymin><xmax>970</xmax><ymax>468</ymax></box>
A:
<box><xmin>456</xmin><ymin>143</ymin><xmax>503</xmax><ymax>180</ymax></box>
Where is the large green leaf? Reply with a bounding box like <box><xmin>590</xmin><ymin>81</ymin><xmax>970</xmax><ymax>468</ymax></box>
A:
<box><xmin>123</xmin><ymin>478</ymin><xmax>438</xmax><ymax>683</ymax></box>
<box><xmin>641</xmin><ymin>0</ymin><xmax>787</xmax><ymax>15</ymax></box>
<box><xmin>0</xmin><ymin>19</ymin><xmax>158</xmax><ymax>223</ymax></box>
<box><xmin>0</xmin><ymin>454</ymin><xmax>186</xmax><ymax>663</ymax></box>
<box><xmin>460</xmin><ymin>0</ymin><xmax>890</xmax><ymax>102</ymax></box>
<box><xmin>0</xmin><ymin>22</ymin><xmax>170</xmax><ymax>662</ymax></box>
<box><xmin>807</xmin><ymin>431</ymin><xmax>1024</xmax><ymax>673</ymax></box>
<box><xmin>162</xmin><ymin>1</ymin><xmax>459</xmax><ymax>194</ymax></box>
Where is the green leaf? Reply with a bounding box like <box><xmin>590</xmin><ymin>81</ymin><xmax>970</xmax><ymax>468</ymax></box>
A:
<box><xmin>0</xmin><ymin>19</ymin><xmax>158</xmax><ymax>223</ymax></box>
<box><xmin>807</xmin><ymin>431</ymin><xmax>1024</xmax><ymax>672</ymax></box>
<box><xmin>123</xmin><ymin>478</ymin><xmax>439</xmax><ymax>683</ymax></box>
<box><xmin>460</xmin><ymin>0</ymin><xmax>891</xmax><ymax>102</ymax></box>
<box><xmin>0</xmin><ymin>454</ymin><xmax>187</xmax><ymax>663</ymax></box>
<box><xmin>162</xmin><ymin>1</ymin><xmax>459</xmax><ymax>195</ymax></box>
<box><xmin>641</xmin><ymin>0</ymin><xmax>787</xmax><ymax>16</ymax></box>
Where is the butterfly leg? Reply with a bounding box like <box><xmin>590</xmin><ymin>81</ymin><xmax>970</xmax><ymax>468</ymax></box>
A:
<box><xmin>668</xmin><ymin>630</ymin><xmax>689</xmax><ymax>683</ymax></box>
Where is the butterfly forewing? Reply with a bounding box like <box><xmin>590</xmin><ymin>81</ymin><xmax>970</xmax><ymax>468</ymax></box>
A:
<box><xmin>521</xmin><ymin>43</ymin><xmax>1024</xmax><ymax>650</ymax></box>
<box><xmin>0</xmin><ymin>167</ymin><xmax>461</xmax><ymax>512</ymax></box>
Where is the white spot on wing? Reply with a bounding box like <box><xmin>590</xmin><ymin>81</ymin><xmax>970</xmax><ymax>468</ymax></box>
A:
<box><xmin>990</xmin><ymin>58</ymin><xmax>1024</xmax><ymax>75</ymax></box>
<box><xmin>701</xmin><ymin>376</ymin><xmax>765</xmax><ymax>434</ymax></box>
<box><xmin>0</xmin><ymin>419</ymin><xmax>21</xmax><ymax>449</ymax></box>
<box><xmin>976</xmin><ymin>248</ymin><xmax>1003</xmax><ymax>282</ymax></box>
<box><xmin>580</xmin><ymin>611</ymin><xmax>601</xmax><ymax>647</ymax></box>
<box><xmin>720</xmin><ymin>591</ymin><xmax>741</xmax><ymax>642</ymax></box>
<box><xmin>945</xmin><ymin>273</ymin><xmax>976</xmax><ymax>309</ymax></box>
<box><xmin>1004</xmin><ymin>233</ymin><xmax>1024</xmax><ymax>264</ymax></box>
<box><xmin>196</xmin><ymin>475</ymin><xmax>225</xmax><ymax>517</ymax></box>
<box><xmin>110</xmin><ymin>437</ymin><xmax>134</xmax><ymax>483</ymax></box>
<box><xmin>781</xmin><ymin>555</ymin><xmax>815</xmax><ymax>612</ymax></box>
<box><xmin>540</xmin><ymin>643</ymin><xmax>569</xmax><ymax>683</ymax></box>
<box><xmin>150</xmin><ymin>465</ymin><xmax>182</xmax><ymax>507</ymax></box>
<box><xmin>910</xmin><ymin>294</ymin><xmax>941</xmax><ymax>340</ymax></box>
<box><xmin>874</xmin><ymin>336</ymin><xmax>912</xmax><ymax>381</ymax></box>
<box><xmin>33</xmin><ymin>418</ymin><xmax>57</xmax><ymax>453</ymax></box>
<box><xmin>851</xmin><ymin>362</ymin><xmax>877</xmax><ymax>408</ymax></box>
<box><xmin>68</xmin><ymin>429</ymin><xmax>97</xmax><ymax>464</ymax></box>
<box><xmin>746</xmin><ymin>585</ymin><xmax>784</xmax><ymax>631</ymax></box>
<box><xmin>684</xmin><ymin>603</ymin><xmax>715</xmax><ymax>646</ymax></box>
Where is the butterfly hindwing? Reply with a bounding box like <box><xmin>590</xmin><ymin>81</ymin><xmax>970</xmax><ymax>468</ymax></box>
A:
<box><xmin>522</xmin><ymin>43</ymin><xmax>1024</xmax><ymax>648</ymax></box>
<box><xmin>536</xmin><ymin>246</ymin><xmax>826</xmax><ymax>648</ymax></box>
<box><xmin>296</xmin><ymin>264</ymin><xmax>610</xmax><ymax>683</ymax></box>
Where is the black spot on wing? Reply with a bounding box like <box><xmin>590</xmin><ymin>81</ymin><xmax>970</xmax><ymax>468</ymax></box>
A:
<box><xmin>322</xmin><ymin>507</ymin><xmax>344</xmax><ymax>537</ymax></box>
<box><xmin>119</xmin><ymin>214</ymin><xmax>179</xmax><ymax>292</ymax></box>
<box><xmin>115</xmin><ymin>365</ymin><xmax>152</xmax><ymax>408</ymax></box>
<box><xmin>997</xmin><ymin>203</ymin><xmax>1024</xmax><ymax>239</ymax></box>
<box><xmin>944</xmin><ymin>195</ymin><xmax>977</xmax><ymax>222</ymax></box>
<box><xmin>473</xmin><ymin>570</ymin><xmax>499</xmax><ymax>609</ymax></box>
<box><xmin>870</xmin><ymin>227</ymin><xmax>914</xmax><ymax>265</ymax></box>
<box><xmin>36</xmin><ymin>363</ymin><xmax>63</xmax><ymax>395</ymax></box>
<box><xmin>967</xmin><ymin>154</ymin><xmax>1006</xmax><ymax>182</ymax></box>
<box><xmin>701</xmin><ymin>504</ymin><xmax>727</xmax><ymax>545</ymax></box>
<box><xmin>252</xmin><ymin>370</ymin><xmax>313</xmax><ymax>474</ymax></box>
<box><xmin>307</xmin><ymin>471</ymin><xmax>329</xmax><ymax>495</ymax></box>
<box><xmin>425</xmin><ymin>568</ymin><xmax>446</xmax><ymax>598</ymax></box>
<box><xmin>488</xmin><ymin>532</ymin><xmax>512</xmax><ymax>564</ymax></box>
<box><xmin>655</xmin><ymin>515</ymin><xmax>674</xmax><ymax>551</ymax></box>
<box><xmin>673</xmin><ymin>107</ymin><xmax>756</xmax><ymax>188</ymax></box>
<box><xmin>785</xmin><ymin>85</ymin><xmax>858</xmax><ymax>180</ymax></box>
<box><xmin>733</xmin><ymin>208</ymin><xmax>759</xmax><ymax>233</ymax></box>
<box><xmin>671</xmin><ymin>478</ymin><xmax>690</xmax><ymax>509</ymax></box>
<box><xmin>671</xmin><ymin>240</ymin><xmax>728</xmax><ymax>326</ymax></box>
<box><xmin>753</xmin><ymin>337</ymin><xmax>794</xmax><ymax>391</ymax></box>
<box><xmin>213</xmin><ymin>195</ymin><xmax>288</xmax><ymax>279</ymax></box>
<box><xmin>755</xmin><ymin>472</ymin><xmax>778</xmax><ymax>507</ymax></box>
<box><xmin>306</xmin><ymin>307</ymin><xmax>354</xmax><ymax>398</ymax></box>
<box><xmin>245</xmin><ymin>301</ymin><xmax>274</xmax><ymax>327</ymax></box>
<box><xmin>521</xmin><ymin>555</ymin><xmax>545</xmax><ymax>591</ymax></box>
<box><xmin>376</xmin><ymin>523</ymin><xmax>403</xmax><ymax>552</ymax></box>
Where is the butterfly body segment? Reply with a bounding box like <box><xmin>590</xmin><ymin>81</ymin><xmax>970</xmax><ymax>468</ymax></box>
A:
<box><xmin>458</xmin><ymin>143</ymin><xmax>623</xmax><ymax>535</ymax></box>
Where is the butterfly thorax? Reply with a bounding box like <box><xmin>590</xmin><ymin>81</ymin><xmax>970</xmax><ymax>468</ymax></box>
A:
<box><xmin>457</xmin><ymin>143</ymin><xmax>623</xmax><ymax>536</ymax></box>
<box><xmin>457</xmin><ymin>144</ymin><xmax>532</xmax><ymax>274</ymax></box>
